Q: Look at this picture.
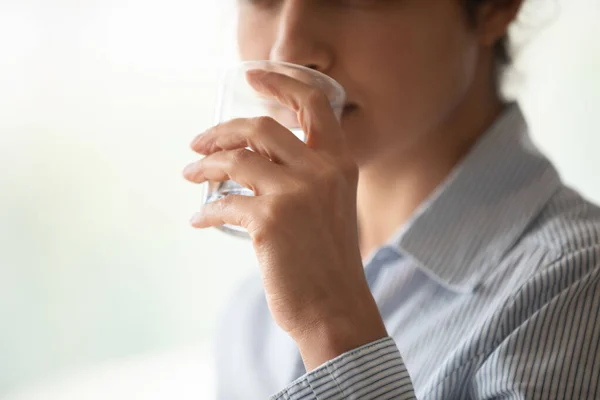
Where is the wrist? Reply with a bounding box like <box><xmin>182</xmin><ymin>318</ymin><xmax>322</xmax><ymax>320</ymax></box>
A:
<box><xmin>293</xmin><ymin>294</ymin><xmax>388</xmax><ymax>372</ymax></box>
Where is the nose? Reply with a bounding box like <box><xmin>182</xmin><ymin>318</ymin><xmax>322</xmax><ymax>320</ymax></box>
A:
<box><xmin>269</xmin><ymin>1</ymin><xmax>334</xmax><ymax>73</ymax></box>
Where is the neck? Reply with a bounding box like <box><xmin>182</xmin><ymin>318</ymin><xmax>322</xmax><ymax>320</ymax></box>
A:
<box><xmin>357</xmin><ymin>64</ymin><xmax>504</xmax><ymax>259</ymax></box>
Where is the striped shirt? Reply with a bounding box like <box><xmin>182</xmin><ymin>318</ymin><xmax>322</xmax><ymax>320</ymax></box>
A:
<box><xmin>215</xmin><ymin>103</ymin><xmax>600</xmax><ymax>400</ymax></box>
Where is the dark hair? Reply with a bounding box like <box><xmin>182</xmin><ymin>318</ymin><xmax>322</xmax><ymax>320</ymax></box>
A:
<box><xmin>465</xmin><ymin>0</ymin><xmax>511</xmax><ymax>65</ymax></box>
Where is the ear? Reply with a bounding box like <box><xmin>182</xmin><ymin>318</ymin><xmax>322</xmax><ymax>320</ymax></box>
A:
<box><xmin>476</xmin><ymin>0</ymin><xmax>524</xmax><ymax>47</ymax></box>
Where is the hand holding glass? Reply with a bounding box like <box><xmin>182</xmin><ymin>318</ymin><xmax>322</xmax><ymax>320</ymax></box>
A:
<box><xmin>202</xmin><ymin>61</ymin><xmax>346</xmax><ymax>238</ymax></box>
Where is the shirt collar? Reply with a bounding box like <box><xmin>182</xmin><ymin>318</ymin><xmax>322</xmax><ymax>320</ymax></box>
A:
<box><xmin>388</xmin><ymin>103</ymin><xmax>561</xmax><ymax>293</ymax></box>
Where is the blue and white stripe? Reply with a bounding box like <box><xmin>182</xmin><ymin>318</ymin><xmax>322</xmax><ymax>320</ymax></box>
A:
<box><xmin>216</xmin><ymin>103</ymin><xmax>600</xmax><ymax>400</ymax></box>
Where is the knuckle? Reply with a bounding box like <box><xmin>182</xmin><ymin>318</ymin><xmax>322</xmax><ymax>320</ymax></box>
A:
<box><xmin>251</xmin><ymin>225</ymin><xmax>270</xmax><ymax>246</ymax></box>
<box><xmin>252</xmin><ymin>116</ymin><xmax>277</xmax><ymax>132</ymax></box>
<box><xmin>263</xmin><ymin>196</ymin><xmax>291</xmax><ymax>225</ymax></box>
<box><xmin>217</xmin><ymin>193</ymin><xmax>238</xmax><ymax>211</ymax></box>
<box><xmin>249</xmin><ymin>199</ymin><xmax>279</xmax><ymax>241</ymax></box>
<box><xmin>228</xmin><ymin>148</ymin><xmax>252</xmax><ymax>164</ymax></box>
<box><xmin>264</xmin><ymin>197</ymin><xmax>284</xmax><ymax>220</ymax></box>
<box><xmin>240</xmin><ymin>212</ymin><xmax>257</xmax><ymax>233</ymax></box>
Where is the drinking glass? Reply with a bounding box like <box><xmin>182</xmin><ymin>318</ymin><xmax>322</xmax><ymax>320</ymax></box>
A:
<box><xmin>202</xmin><ymin>60</ymin><xmax>346</xmax><ymax>238</ymax></box>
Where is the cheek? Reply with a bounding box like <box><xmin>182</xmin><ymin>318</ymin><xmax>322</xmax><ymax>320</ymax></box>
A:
<box><xmin>352</xmin><ymin>17</ymin><xmax>478</xmax><ymax>136</ymax></box>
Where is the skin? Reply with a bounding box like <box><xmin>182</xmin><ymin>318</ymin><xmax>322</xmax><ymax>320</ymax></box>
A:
<box><xmin>184</xmin><ymin>0</ymin><xmax>523</xmax><ymax>372</ymax></box>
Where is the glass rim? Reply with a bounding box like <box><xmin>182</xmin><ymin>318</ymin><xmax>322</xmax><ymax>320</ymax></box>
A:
<box><xmin>225</xmin><ymin>60</ymin><xmax>346</xmax><ymax>109</ymax></box>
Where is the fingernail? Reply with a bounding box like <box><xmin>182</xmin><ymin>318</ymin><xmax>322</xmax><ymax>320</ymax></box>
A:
<box><xmin>190</xmin><ymin>132</ymin><xmax>205</xmax><ymax>147</ymax></box>
<box><xmin>247</xmin><ymin>69</ymin><xmax>266</xmax><ymax>78</ymax></box>
<box><xmin>183</xmin><ymin>162</ymin><xmax>195</xmax><ymax>175</ymax></box>
<box><xmin>246</xmin><ymin>70</ymin><xmax>270</xmax><ymax>87</ymax></box>
<box><xmin>190</xmin><ymin>211</ymin><xmax>203</xmax><ymax>225</ymax></box>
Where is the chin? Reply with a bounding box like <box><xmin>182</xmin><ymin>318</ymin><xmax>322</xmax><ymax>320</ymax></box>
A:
<box><xmin>344</xmin><ymin>129</ymin><xmax>379</xmax><ymax>168</ymax></box>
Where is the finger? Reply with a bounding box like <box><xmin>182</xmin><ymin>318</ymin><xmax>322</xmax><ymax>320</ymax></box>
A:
<box><xmin>183</xmin><ymin>149</ymin><xmax>288</xmax><ymax>195</ymax></box>
<box><xmin>190</xmin><ymin>117</ymin><xmax>306</xmax><ymax>165</ymax></box>
<box><xmin>246</xmin><ymin>70</ymin><xmax>346</xmax><ymax>154</ymax></box>
<box><xmin>190</xmin><ymin>194</ymin><xmax>256</xmax><ymax>230</ymax></box>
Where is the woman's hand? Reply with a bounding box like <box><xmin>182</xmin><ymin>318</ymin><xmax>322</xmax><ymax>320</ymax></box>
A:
<box><xmin>183</xmin><ymin>70</ymin><xmax>387</xmax><ymax>371</ymax></box>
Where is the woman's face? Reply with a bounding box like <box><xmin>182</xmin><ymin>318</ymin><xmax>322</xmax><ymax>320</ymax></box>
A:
<box><xmin>237</xmin><ymin>0</ymin><xmax>483</xmax><ymax>166</ymax></box>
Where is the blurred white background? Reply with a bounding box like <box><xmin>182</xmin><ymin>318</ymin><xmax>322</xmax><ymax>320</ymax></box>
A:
<box><xmin>0</xmin><ymin>0</ymin><xmax>598</xmax><ymax>399</ymax></box>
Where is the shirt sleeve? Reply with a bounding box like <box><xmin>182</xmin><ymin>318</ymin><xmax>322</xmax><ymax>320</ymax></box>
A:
<box><xmin>269</xmin><ymin>337</ymin><xmax>416</xmax><ymax>400</ymax></box>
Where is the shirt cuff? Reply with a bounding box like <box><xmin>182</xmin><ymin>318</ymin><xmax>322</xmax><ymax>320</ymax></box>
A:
<box><xmin>270</xmin><ymin>337</ymin><xmax>416</xmax><ymax>400</ymax></box>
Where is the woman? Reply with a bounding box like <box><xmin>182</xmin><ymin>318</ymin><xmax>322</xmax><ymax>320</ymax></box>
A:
<box><xmin>183</xmin><ymin>0</ymin><xmax>600</xmax><ymax>399</ymax></box>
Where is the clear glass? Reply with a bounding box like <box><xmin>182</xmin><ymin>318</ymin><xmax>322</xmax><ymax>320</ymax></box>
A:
<box><xmin>203</xmin><ymin>60</ymin><xmax>346</xmax><ymax>238</ymax></box>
